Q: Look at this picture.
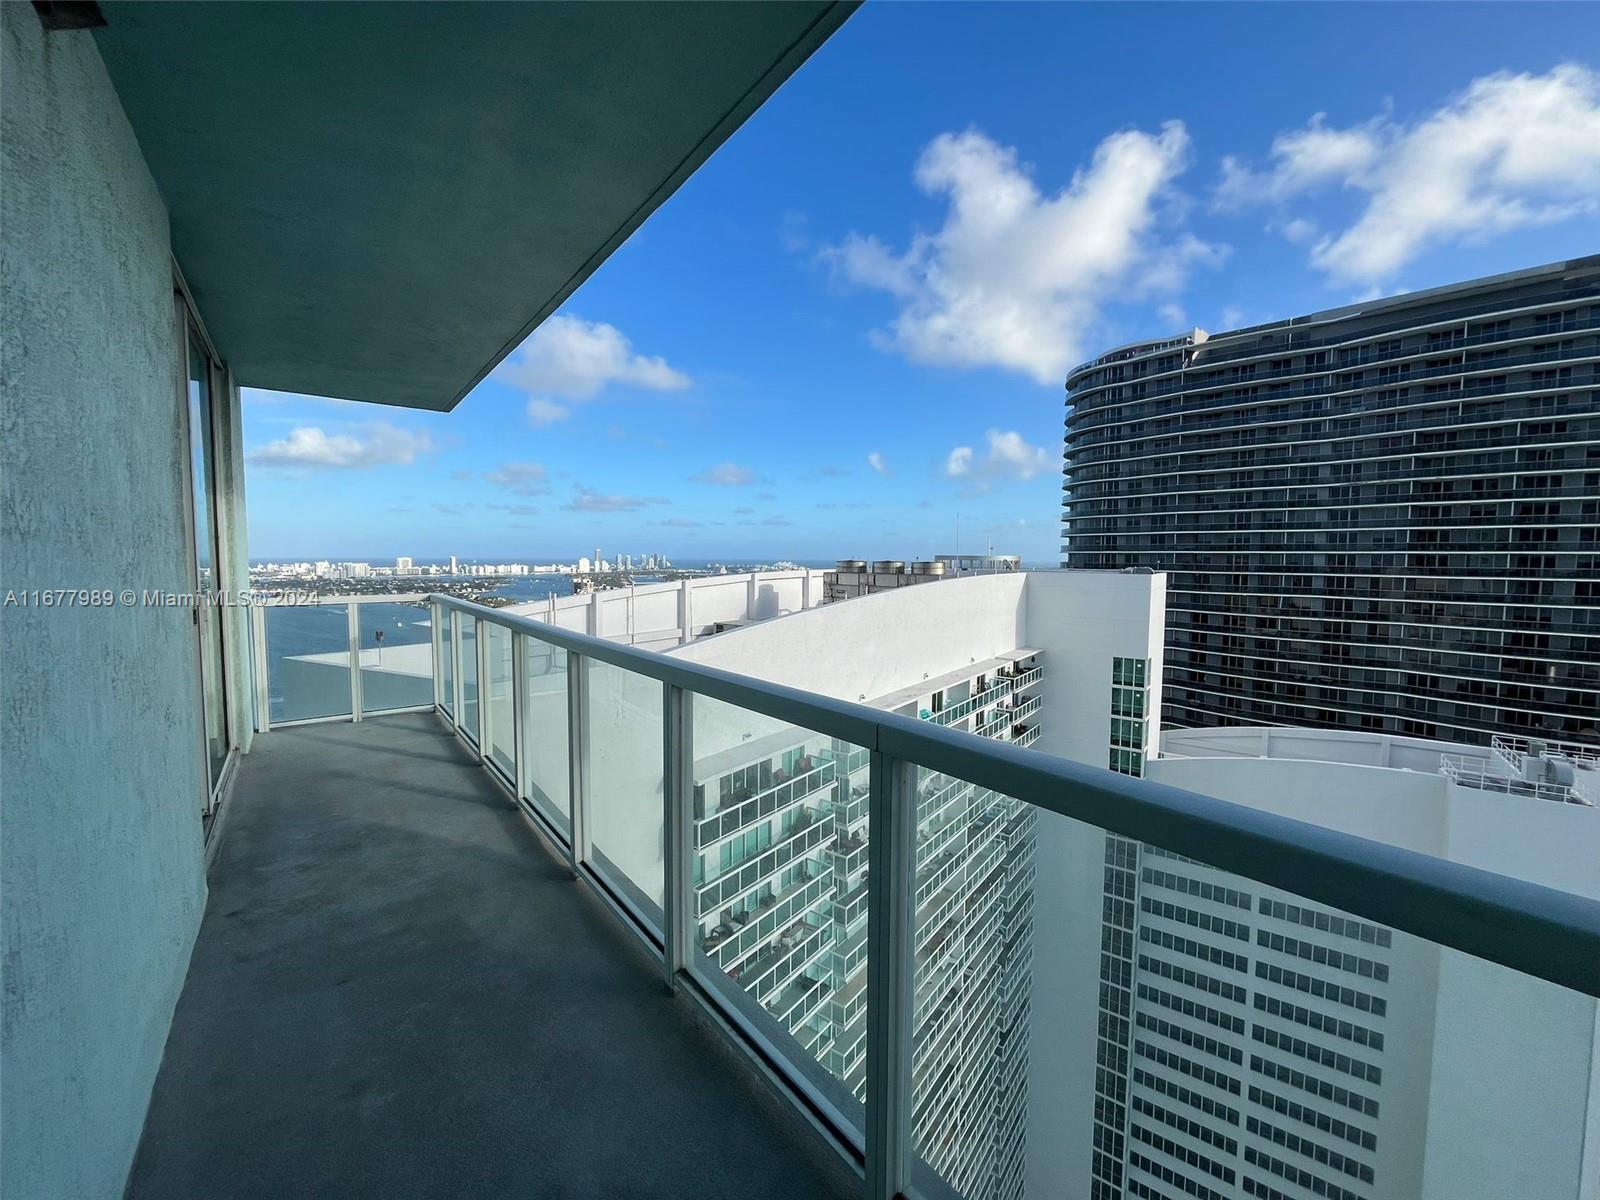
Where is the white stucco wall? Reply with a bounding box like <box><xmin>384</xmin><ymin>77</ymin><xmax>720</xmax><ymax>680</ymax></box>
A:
<box><xmin>669</xmin><ymin>572</ymin><xmax>1028</xmax><ymax>703</ymax></box>
<box><xmin>1</xmin><ymin>10</ymin><xmax>208</xmax><ymax>1198</ymax></box>
<box><xmin>506</xmin><ymin>569</ymin><xmax>827</xmax><ymax>651</ymax></box>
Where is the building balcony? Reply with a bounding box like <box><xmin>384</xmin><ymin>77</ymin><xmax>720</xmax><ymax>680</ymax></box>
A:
<box><xmin>122</xmin><ymin>712</ymin><xmax>855</xmax><ymax>1200</ymax></box>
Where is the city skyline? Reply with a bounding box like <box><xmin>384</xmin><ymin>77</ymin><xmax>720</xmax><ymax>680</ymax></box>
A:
<box><xmin>241</xmin><ymin>3</ymin><xmax>1600</xmax><ymax>561</ymax></box>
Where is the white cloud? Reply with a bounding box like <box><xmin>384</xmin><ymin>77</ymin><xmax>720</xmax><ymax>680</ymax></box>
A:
<box><xmin>247</xmin><ymin>423</ymin><xmax>432</xmax><ymax>470</ymax></box>
<box><xmin>1215</xmin><ymin>115</ymin><xmax>1383</xmax><ymax>210</ymax></box>
<box><xmin>561</xmin><ymin>487</ymin><xmax>668</xmax><ymax>513</ymax></box>
<box><xmin>483</xmin><ymin>462</ymin><xmax>550</xmax><ymax>496</ymax></box>
<box><xmin>692</xmin><ymin>461</ymin><xmax>756</xmax><ymax>486</ymax></box>
<box><xmin>821</xmin><ymin>124</ymin><xmax>1224</xmax><ymax>384</ymax></box>
<box><xmin>1157</xmin><ymin>303</ymin><xmax>1187</xmax><ymax>328</ymax></box>
<box><xmin>867</xmin><ymin>451</ymin><xmax>890</xmax><ymax>476</ymax></box>
<box><xmin>1279</xmin><ymin>217</ymin><xmax>1318</xmax><ymax>245</ymax></box>
<box><xmin>494</xmin><ymin>315</ymin><xmax>690</xmax><ymax>425</ymax></box>
<box><xmin>944</xmin><ymin>430</ymin><xmax>1052</xmax><ymax>488</ymax></box>
<box><xmin>526</xmin><ymin>398</ymin><xmax>571</xmax><ymax>425</ymax></box>
<box><xmin>1216</xmin><ymin>64</ymin><xmax>1600</xmax><ymax>286</ymax></box>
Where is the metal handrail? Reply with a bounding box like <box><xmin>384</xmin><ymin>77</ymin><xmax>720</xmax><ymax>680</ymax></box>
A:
<box><xmin>431</xmin><ymin>592</ymin><xmax>1600</xmax><ymax>998</ymax></box>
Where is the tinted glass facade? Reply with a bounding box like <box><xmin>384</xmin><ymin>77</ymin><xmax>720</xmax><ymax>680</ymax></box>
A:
<box><xmin>1063</xmin><ymin>257</ymin><xmax>1600</xmax><ymax>747</ymax></box>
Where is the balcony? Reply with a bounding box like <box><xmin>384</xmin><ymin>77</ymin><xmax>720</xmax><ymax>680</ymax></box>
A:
<box><xmin>67</xmin><ymin>590</ymin><xmax>1600</xmax><ymax>1200</ymax></box>
<box><xmin>124</xmin><ymin>711</ymin><xmax>855</xmax><ymax>1200</ymax></box>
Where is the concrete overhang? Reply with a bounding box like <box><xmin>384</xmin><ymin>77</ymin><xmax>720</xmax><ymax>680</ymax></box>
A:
<box><xmin>92</xmin><ymin>1</ymin><xmax>856</xmax><ymax>410</ymax></box>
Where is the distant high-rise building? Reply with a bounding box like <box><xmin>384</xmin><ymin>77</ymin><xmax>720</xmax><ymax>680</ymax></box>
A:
<box><xmin>395</xmin><ymin>555</ymin><xmax>413</xmax><ymax>571</ymax></box>
<box><xmin>448</xmin><ymin>555</ymin><xmax>458</xmax><ymax>575</ymax></box>
<box><xmin>1063</xmin><ymin>256</ymin><xmax>1600</xmax><ymax>748</ymax></box>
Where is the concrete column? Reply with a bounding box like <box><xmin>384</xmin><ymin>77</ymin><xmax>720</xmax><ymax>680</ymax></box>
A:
<box><xmin>588</xmin><ymin>591</ymin><xmax>600</xmax><ymax>637</ymax></box>
<box><xmin>679</xmin><ymin>579</ymin><xmax>692</xmax><ymax>645</ymax></box>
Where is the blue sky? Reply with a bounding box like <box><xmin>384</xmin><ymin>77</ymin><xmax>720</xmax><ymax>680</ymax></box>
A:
<box><xmin>244</xmin><ymin>1</ymin><xmax>1600</xmax><ymax>564</ymax></box>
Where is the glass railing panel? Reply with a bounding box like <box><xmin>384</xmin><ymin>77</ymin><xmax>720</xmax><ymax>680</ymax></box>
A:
<box><xmin>264</xmin><ymin>602</ymin><xmax>351</xmax><ymax>722</ymax></box>
<box><xmin>898</xmin><ymin>778</ymin><xmax>1598</xmax><ymax>1200</ymax></box>
<box><xmin>459</xmin><ymin>615</ymin><xmax>479</xmax><ymax>743</ymax></box>
<box><xmin>905</xmin><ymin>762</ymin><xmax>1017</xmax><ymax>1200</ymax></box>
<box><xmin>688</xmin><ymin>693</ymin><xmax>868</xmax><ymax>1142</ymax></box>
<box><xmin>484</xmin><ymin>623</ymin><xmax>516</xmax><ymax>778</ymax></box>
<box><xmin>356</xmin><ymin>600</ymin><xmax>433</xmax><ymax>714</ymax></box>
<box><xmin>438</xmin><ymin>606</ymin><xmax>455</xmax><ymax>719</ymax></box>
<box><xmin>584</xmin><ymin>658</ymin><xmax>665</xmax><ymax>932</ymax></box>
<box><xmin>522</xmin><ymin>637</ymin><xmax>570</xmax><ymax>837</ymax></box>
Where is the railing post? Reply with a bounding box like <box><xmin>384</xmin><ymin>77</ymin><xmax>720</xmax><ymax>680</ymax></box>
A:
<box><xmin>431</xmin><ymin>600</ymin><xmax>443</xmax><ymax>712</ymax></box>
<box><xmin>347</xmin><ymin>600</ymin><xmax>363</xmax><ymax>722</ymax></box>
<box><xmin>250</xmin><ymin>601</ymin><xmax>271</xmax><ymax>732</ymax></box>
<box><xmin>473</xmin><ymin>620</ymin><xmax>486</xmax><ymax>761</ymax></box>
<box><xmin>663</xmin><ymin>683</ymin><xmax>694</xmax><ymax>990</ymax></box>
<box><xmin>512</xmin><ymin>630</ymin><xmax>529</xmax><ymax>804</ymax></box>
<box><xmin>567</xmin><ymin>652</ymin><xmax>591</xmax><ymax>875</ymax></box>
<box><xmin>452</xmin><ymin>612</ymin><xmax>465</xmax><ymax>728</ymax></box>
<box><xmin>865</xmin><ymin>751</ymin><xmax>917</xmax><ymax>1200</ymax></box>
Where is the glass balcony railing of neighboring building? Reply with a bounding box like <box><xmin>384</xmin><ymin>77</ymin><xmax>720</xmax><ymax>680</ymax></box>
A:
<box><xmin>416</xmin><ymin>594</ymin><xmax>1598</xmax><ymax>1200</ymax></box>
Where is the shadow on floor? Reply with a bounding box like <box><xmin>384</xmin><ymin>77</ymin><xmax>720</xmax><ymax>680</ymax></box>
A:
<box><xmin>127</xmin><ymin>713</ymin><xmax>856</xmax><ymax>1199</ymax></box>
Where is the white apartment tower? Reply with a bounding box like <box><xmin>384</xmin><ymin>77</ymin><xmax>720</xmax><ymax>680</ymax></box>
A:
<box><xmin>666</xmin><ymin>569</ymin><xmax>1169</xmax><ymax>1200</ymax></box>
<box><xmin>1045</xmin><ymin>726</ymin><xmax>1600</xmax><ymax>1200</ymax></box>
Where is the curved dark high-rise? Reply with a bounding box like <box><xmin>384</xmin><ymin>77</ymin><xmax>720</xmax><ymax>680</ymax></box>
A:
<box><xmin>1064</xmin><ymin>257</ymin><xmax>1600</xmax><ymax>748</ymax></box>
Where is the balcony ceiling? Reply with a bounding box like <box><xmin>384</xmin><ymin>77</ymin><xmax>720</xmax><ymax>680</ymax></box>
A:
<box><xmin>93</xmin><ymin>1</ymin><xmax>855</xmax><ymax>410</ymax></box>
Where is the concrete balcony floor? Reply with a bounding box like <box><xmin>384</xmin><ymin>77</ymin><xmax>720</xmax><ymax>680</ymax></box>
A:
<box><xmin>128</xmin><ymin>713</ymin><xmax>855</xmax><ymax>1199</ymax></box>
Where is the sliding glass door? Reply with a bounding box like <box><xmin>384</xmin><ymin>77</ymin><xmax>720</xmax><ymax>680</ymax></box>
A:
<box><xmin>183</xmin><ymin>321</ymin><xmax>231</xmax><ymax>807</ymax></box>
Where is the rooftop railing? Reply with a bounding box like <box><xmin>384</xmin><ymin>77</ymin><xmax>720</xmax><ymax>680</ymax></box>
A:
<box><xmin>417</xmin><ymin>593</ymin><xmax>1599</xmax><ymax>1199</ymax></box>
<box><xmin>1437</xmin><ymin>754</ymin><xmax>1586</xmax><ymax>805</ymax></box>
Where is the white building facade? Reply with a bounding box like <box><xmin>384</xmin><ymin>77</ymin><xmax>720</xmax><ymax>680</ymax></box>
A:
<box><xmin>664</xmin><ymin>569</ymin><xmax>1169</xmax><ymax>1200</ymax></box>
<box><xmin>1038</xmin><ymin>725</ymin><xmax>1600</xmax><ymax>1200</ymax></box>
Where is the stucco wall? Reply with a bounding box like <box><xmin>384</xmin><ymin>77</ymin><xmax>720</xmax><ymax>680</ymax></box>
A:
<box><xmin>1</xmin><ymin>11</ymin><xmax>207</xmax><ymax>1198</ymax></box>
<box><xmin>669</xmin><ymin>572</ymin><xmax>1028</xmax><ymax>702</ymax></box>
<box><xmin>506</xmin><ymin>569</ymin><xmax>827</xmax><ymax>650</ymax></box>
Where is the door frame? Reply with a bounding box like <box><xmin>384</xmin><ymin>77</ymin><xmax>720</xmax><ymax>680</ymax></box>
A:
<box><xmin>173</xmin><ymin>285</ymin><xmax>239</xmax><ymax>827</ymax></box>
